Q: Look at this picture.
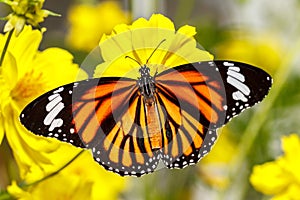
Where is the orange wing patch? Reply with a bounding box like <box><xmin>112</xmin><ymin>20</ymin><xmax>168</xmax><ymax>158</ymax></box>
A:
<box><xmin>70</xmin><ymin>78</ymin><xmax>160</xmax><ymax>176</ymax></box>
<box><xmin>155</xmin><ymin>65</ymin><xmax>223</xmax><ymax>168</ymax></box>
<box><xmin>156</xmin><ymin>66</ymin><xmax>225</xmax><ymax>128</ymax></box>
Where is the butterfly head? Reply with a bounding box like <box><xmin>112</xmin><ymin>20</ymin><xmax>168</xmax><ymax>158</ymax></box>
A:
<box><xmin>139</xmin><ymin>65</ymin><xmax>151</xmax><ymax>77</ymax></box>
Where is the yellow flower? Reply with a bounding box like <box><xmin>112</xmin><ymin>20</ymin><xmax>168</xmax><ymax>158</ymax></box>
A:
<box><xmin>0</xmin><ymin>25</ymin><xmax>87</xmax><ymax>180</ymax></box>
<box><xmin>66</xmin><ymin>1</ymin><xmax>130</xmax><ymax>52</ymax></box>
<box><xmin>7</xmin><ymin>151</ymin><xmax>125</xmax><ymax>200</ymax></box>
<box><xmin>1</xmin><ymin>0</ymin><xmax>60</xmax><ymax>35</ymax></box>
<box><xmin>198</xmin><ymin>127</ymin><xmax>237</xmax><ymax>189</ymax></box>
<box><xmin>250</xmin><ymin>134</ymin><xmax>300</xmax><ymax>199</ymax></box>
<box><xmin>214</xmin><ymin>32</ymin><xmax>283</xmax><ymax>75</ymax></box>
<box><xmin>94</xmin><ymin>14</ymin><xmax>213</xmax><ymax>78</ymax></box>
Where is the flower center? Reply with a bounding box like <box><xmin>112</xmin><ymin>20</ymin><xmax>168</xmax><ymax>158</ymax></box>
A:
<box><xmin>11</xmin><ymin>70</ymin><xmax>46</xmax><ymax>102</ymax></box>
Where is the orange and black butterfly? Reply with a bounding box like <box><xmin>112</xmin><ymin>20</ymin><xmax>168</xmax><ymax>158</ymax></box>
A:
<box><xmin>20</xmin><ymin>60</ymin><xmax>272</xmax><ymax>177</ymax></box>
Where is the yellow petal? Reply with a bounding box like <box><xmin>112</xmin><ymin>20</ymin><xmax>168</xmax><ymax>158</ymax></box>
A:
<box><xmin>250</xmin><ymin>161</ymin><xmax>290</xmax><ymax>195</ymax></box>
<box><xmin>177</xmin><ymin>25</ymin><xmax>197</xmax><ymax>37</ymax></box>
<box><xmin>1</xmin><ymin>52</ymin><xmax>18</xmax><ymax>89</ymax></box>
<box><xmin>60</xmin><ymin>151</ymin><xmax>125</xmax><ymax>200</ymax></box>
<box><xmin>99</xmin><ymin>28</ymin><xmax>135</xmax><ymax>63</ymax></box>
<box><xmin>271</xmin><ymin>183</ymin><xmax>300</xmax><ymax>200</ymax></box>
<box><xmin>281</xmin><ymin>134</ymin><xmax>300</xmax><ymax>156</ymax></box>
<box><xmin>33</xmin><ymin>47</ymin><xmax>88</xmax><ymax>89</ymax></box>
<box><xmin>5</xmin><ymin>106</ymin><xmax>58</xmax><ymax>179</ymax></box>
<box><xmin>95</xmin><ymin>14</ymin><xmax>213</xmax><ymax>78</ymax></box>
<box><xmin>30</xmin><ymin>173</ymin><xmax>93</xmax><ymax>200</ymax></box>
<box><xmin>201</xmin><ymin>128</ymin><xmax>236</xmax><ymax>164</ymax></box>
<box><xmin>8</xmin><ymin>108</ymin><xmax>81</xmax><ymax>182</ymax></box>
<box><xmin>24</xmin><ymin>150</ymin><xmax>124</xmax><ymax>199</ymax></box>
<box><xmin>8</xmin><ymin>26</ymin><xmax>42</xmax><ymax>76</ymax></box>
<box><xmin>132</xmin><ymin>14</ymin><xmax>175</xmax><ymax>30</ymax></box>
<box><xmin>279</xmin><ymin>134</ymin><xmax>300</xmax><ymax>183</ymax></box>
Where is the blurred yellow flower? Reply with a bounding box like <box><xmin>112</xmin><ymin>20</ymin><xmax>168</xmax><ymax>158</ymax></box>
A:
<box><xmin>250</xmin><ymin>134</ymin><xmax>300</xmax><ymax>199</ymax></box>
<box><xmin>0</xmin><ymin>0</ymin><xmax>59</xmax><ymax>35</ymax></box>
<box><xmin>198</xmin><ymin>127</ymin><xmax>237</xmax><ymax>189</ymax></box>
<box><xmin>94</xmin><ymin>13</ymin><xmax>213</xmax><ymax>78</ymax></box>
<box><xmin>214</xmin><ymin>32</ymin><xmax>283</xmax><ymax>75</ymax></box>
<box><xmin>0</xmin><ymin>25</ymin><xmax>87</xmax><ymax>180</ymax></box>
<box><xmin>66</xmin><ymin>1</ymin><xmax>130</xmax><ymax>52</ymax></box>
<box><xmin>7</xmin><ymin>151</ymin><xmax>125</xmax><ymax>200</ymax></box>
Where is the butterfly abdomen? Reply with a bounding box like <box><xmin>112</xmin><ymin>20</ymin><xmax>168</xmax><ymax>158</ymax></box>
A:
<box><xmin>144</xmin><ymin>97</ymin><xmax>162</xmax><ymax>150</ymax></box>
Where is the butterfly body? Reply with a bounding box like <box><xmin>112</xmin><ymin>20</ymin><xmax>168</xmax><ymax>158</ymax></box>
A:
<box><xmin>20</xmin><ymin>61</ymin><xmax>272</xmax><ymax>176</ymax></box>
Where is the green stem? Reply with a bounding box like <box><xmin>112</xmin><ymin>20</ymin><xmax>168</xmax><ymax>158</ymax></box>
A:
<box><xmin>21</xmin><ymin>149</ymin><xmax>85</xmax><ymax>188</ymax></box>
<box><xmin>220</xmin><ymin>39</ymin><xmax>300</xmax><ymax>200</ymax></box>
<box><xmin>0</xmin><ymin>30</ymin><xmax>14</xmax><ymax>67</ymax></box>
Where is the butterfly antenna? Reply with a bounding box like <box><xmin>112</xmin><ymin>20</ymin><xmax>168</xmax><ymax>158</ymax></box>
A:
<box><xmin>146</xmin><ymin>39</ymin><xmax>166</xmax><ymax>64</ymax></box>
<box><xmin>125</xmin><ymin>55</ymin><xmax>142</xmax><ymax>66</ymax></box>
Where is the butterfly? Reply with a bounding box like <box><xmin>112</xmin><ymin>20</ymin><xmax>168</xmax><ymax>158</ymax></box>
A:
<box><xmin>20</xmin><ymin>60</ymin><xmax>272</xmax><ymax>177</ymax></box>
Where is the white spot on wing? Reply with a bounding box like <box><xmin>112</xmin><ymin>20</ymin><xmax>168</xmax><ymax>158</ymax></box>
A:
<box><xmin>232</xmin><ymin>91</ymin><xmax>248</xmax><ymax>102</ymax></box>
<box><xmin>53</xmin><ymin>87</ymin><xmax>64</xmax><ymax>94</ymax></box>
<box><xmin>227</xmin><ymin>69</ymin><xmax>245</xmax><ymax>82</ymax></box>
<box><xmin>227</xmin><ymin>76</ymin><xmax>250</xmax><ymax>96</ymax></box>
<box><xmin>228</xmin><ymin>66</ymin><xmax>240</xmax><ymax>72</ymax></box>
<box><xmin>46</xmin><ymin>95</ymin><xmax>62</xmax><ymax>112</ymax></box>
<box><xmin>208</xmin><ymin>61</ymin><xmax>214</xmax><ymax>66</ymax></box>
<box><xmin>48</xmin><ymin>93</ymin><xmax>59</xmax><ymax>101</ymax></box>
<box><xmin>225</xmin><ymin>64</ymin><xmax>252</xmax><ymax>104</ymax></box>
<box><xmin>44</xmin><ymin>91</ymin><xmax>65</xmax><ymax>132</ymax></box>
<box><xmin>223</xmin><ymin>61</ymin><xmax>235</xmax><ymax>67</ymax></box>
<box><xmin>49</xmin><ymin>118</ymin><xmax>63</xmax><ymax>132</ymax></box>
<box><xmin>44</xmin><ymin>102</ymin><xmax>64</xmax><ymax>126</ymax></box>
<box><xmin>223</xmin><ymin>105</ymin><xmax>228</xmax><ymax>110</ymax></box>
<box><xmin>70</xmin><ymin>128</ymin><xmax>75</xmax><ymax>134</ymax></box>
